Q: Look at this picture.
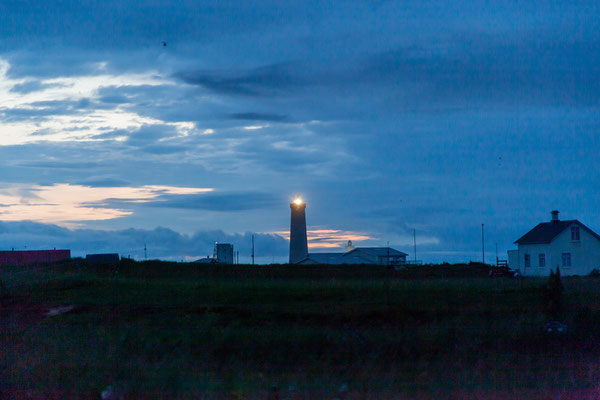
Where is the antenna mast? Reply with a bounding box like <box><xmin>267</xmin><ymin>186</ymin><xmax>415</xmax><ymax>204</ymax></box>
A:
<box><xmin>413</xmin><ymin>229</ymin><xmax>417</xmax><ymax>264</ymax></box>
<box><xmin>251</xmin><ymin>235</ymin><xmax>255</xmax><ymax>265</ymax></box>
<box><xmin>495</xmin><ymin>242</ymin><xmax>498</xmax><ymax>266</ymax></box>
<box><xmin>481</xmin><ymin>224</ymin><xmax>485</xmax><ymax>264</ymax></box>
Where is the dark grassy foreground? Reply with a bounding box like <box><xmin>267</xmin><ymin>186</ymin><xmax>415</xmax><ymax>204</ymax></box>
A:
<box><xmin>2</xmin><ymin>261</ymin><xmax>600</xmax><ymax>399</ymax></box>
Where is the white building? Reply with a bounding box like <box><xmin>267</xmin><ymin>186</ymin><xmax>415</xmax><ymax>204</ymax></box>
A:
<box><xmin>508</xmin><ymin>211</ymin><xmax>600</xmax><ymax>276</ymax></box>
<box><xmin>215</xmin><ymin>243</ymin><xmax>234</xmax><ymax>264</ymax></box>
<box><xmin>298</xmin><ymin>243</ymin><xmax>408</xmax><ymax>266</ymax></box>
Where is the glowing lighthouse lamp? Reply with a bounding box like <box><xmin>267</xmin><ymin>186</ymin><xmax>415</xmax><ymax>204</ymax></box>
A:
<box><xmin>289</xmin><ymin>196</ymin><xmax>308</xmax><ymax>263</ymax></box>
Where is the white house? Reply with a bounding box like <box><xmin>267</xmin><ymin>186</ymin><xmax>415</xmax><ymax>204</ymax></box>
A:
<box><xmin>508</xmin><ymin>211</ymin><xmax>600</xmax><ymax>276</ymax></box>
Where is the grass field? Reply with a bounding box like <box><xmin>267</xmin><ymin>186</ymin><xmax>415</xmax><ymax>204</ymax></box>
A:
<box><xmin>2</xmin><ymin>260</ymin><xmax>600</xmax><ymax>399</ymax></box>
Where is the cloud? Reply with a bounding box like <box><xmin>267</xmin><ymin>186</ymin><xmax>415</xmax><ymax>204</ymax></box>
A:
<box><xmin>18</xmin><ymin>161</ymin><xmax>102</xmax><ymax>170</ymax></box>
<box><xmin>0</xmin><ymin>59</ymin><xmax>179</xmax><ymax>145</ymax></box>
<box><xmin>0</xmin><ymin>183</ymin><xmax>213</xmax><ymax>227</ymax></box>
<box><xmin>0</xmin><ymin>100</ymin><xmax>92</xmax><ymax>123</ymax></box>
<box><xmin>0</xmin><ymin>220</ymin><xmax>289</xmax><ymax>262</ymax></box>
<box><xmin>139</xmin><ymin>144</ymin><xmax>188</xmax><ymax>155</ymax></box>
<box><xmin>358</xmin><ymin>37</ymin><xmax>600</xmax><ymax>108</ymax></box>
<box><xmin>142</xmin><ymin>192</ymin><xmax>282</xmax><ymax>212</ymax></box>
<box><xmin>10</xmin><ymin>80</ymin><xmax>66</xmax><ymax>94</ymax></box>
<box><xmin>175</xmin><ymin>63</ymin><xmax>298</xmax><ymax>96</ymax></box>
<box><xmin>275</xmin><ymin>228</ymin><xmax>376</xmax><ymax>250</ymax></box>
<box><xmin>74</xmin><ymin>178</ymin><xmax>131</xmax><ymax>187</ymax></box>
<box><xmin>98</xmin><ymin>94</ymin><xmax>131</xmax><ymax>104</ymax></box>
<box><xmin>125</xmin><ymin>124</ymin><xmax>181</xmax><ymax>146</ymax></box>
<box><xmin>228</xmin><ymin>112</ymin><xmax>289</xmax><ymax>122</ymax></box>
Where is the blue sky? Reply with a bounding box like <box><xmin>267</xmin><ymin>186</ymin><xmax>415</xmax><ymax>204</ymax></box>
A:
<box><xmin>0</xmin><ymin>1</ymin><xmax>599</xmax><ymax>262</ymax></box>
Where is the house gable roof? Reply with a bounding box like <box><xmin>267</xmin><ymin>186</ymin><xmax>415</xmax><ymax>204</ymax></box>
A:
<box><xmin>347</xmin><ymin>247</ymin><xmax>409</xmax><ymax>257</ymax></box>
<box><xmin>298</xmin><ymin>247</ymin><xmax>408</xmax><ymax>265</ymax></box>
<box><xmin>515</xmin><ymin>220</ymin><xmax>600</xmax><ymax>244</ymax></box>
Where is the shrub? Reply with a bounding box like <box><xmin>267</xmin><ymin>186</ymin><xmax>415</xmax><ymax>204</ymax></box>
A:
<box><xmin>0</xmin><ymin>279</ymin><xmax>6</xmax><ymax>298</ymax></box>
<box><xmin>542</xmin><ymin>268</ymin><xmax>564</xmax><ymax>319</ymax></box>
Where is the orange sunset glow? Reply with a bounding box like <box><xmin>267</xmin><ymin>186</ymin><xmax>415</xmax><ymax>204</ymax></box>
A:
<box><xmin>0</xmin><ymin>184</ymin><xmax>213</xmax><ymax>227</ymax></box>
<box><xmin>276</xmin><ymin>228</ymin><xmax>374</xmax><ymax>249</ymax></box>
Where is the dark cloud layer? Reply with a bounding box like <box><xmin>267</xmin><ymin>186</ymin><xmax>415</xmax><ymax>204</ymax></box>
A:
<box><xmin>175</xmin><ymin>63</ymin><xmax>298</xmax><ymax>97</ymax></box>
<box><xmin>147</xmin><ymin>192</ymin><xmax>282</xmax><ymax>212</ymax></box>
<box><xmin>0</xmin><ymin>221</ymin><xmax>287</xmax><ymax>262</ymax></box>
<box><xmin>360</xmin><ymin>38</ymin><xmax>600</xmax><ymax>107</ymax></box>
<box><xmin>228</xmin><ymin>112</ymin><xmax>289</xmax><ymax>122</ymax></box>
<box><xmin>83</xmin><ymin>191</ymin><xmax>282</xmax><ymax>213</ymax></box>
<box><xmin>10</xmin><ymin>80</ymin><xmax>65</xmax><ymax>94</ymax></box>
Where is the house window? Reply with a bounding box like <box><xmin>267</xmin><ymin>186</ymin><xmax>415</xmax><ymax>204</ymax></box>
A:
<box><xmin>539</xmin><ymin>254</ymin><xmax>545</xmax><ymax>268</ymax></box>
<box><xmin>562</xmin><ymin>253</ymin><xmax>571</xmax><ymax>268</ymax></box>
<box><xmin>571</xmin><ymin>226</ymin><xmax>580</xmax><ymax>241</ymax></box>
<box><xmin>524</xmin><ymin>254</ymin><xmax>530</xmax><ymax>268</ymax></box>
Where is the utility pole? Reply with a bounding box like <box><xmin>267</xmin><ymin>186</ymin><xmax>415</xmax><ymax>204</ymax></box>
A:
<box><xmin>495</xmin><ymin>242</ymin><xmax>498</xmax><ymax>266</ymax></box>
<box><xmin>413</xmin><ymin>229</ymin><xmax>417</xmax><ymax>264</ymax></box>
<box><xmin>251</xmin><ymin>235</ymin><xmax>255</xmax><ymax>265</ymax></box>
<box><xmin>144</xmin><ymin>243</ymin><xmax>147</xmax><ymax>260</ymax></box>
<box><xmin>481</xmin><ymin>224</ymin><xmax>485</xmax><ymax>264</ymax></box>
<box><xmin>385</xmin><ymin>241</ymin><xmax>391</xmax><ymax>306</ymax></box>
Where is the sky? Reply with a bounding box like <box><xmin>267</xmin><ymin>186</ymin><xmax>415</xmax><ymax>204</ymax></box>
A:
<box><xmin>0</xmin><ymin>0</ymin><xmax>599</xmax><ymax>263</ymax></box>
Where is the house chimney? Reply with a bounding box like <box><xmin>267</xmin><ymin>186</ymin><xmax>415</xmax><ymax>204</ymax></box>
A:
<box><xmin>551</xmin><ymin>210</ymin><xmax>559</xmax><ymax>222</ymax></box>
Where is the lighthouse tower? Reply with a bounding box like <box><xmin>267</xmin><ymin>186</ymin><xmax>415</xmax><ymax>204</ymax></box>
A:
<box><xmin>289</xmin><ymin>198</ymin><xmax>308</xmax><ymax>263</ymax></box>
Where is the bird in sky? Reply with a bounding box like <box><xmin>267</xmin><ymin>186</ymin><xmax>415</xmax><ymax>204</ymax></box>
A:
<box><xmin>162</xmin><ymin>41</ymin><xmax>167</xmax><ymax>47</ymax></box>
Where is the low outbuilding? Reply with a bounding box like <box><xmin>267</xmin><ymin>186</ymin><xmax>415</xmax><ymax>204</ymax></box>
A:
<box><xmin>0</xmin><ymin>249</ymin><xmax>71</xmax><ymax>266</ymax></box>
<box><xmin>298</xmin><ymin>246</ymin><xmax>407</xmax><ymax>266</ymax></box>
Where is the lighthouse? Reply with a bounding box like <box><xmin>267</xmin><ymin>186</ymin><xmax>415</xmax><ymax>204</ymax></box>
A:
<box><xmin>289</xmin><ymin>198</ymin><xmax>308</xmax><ymax>263</ymax></box>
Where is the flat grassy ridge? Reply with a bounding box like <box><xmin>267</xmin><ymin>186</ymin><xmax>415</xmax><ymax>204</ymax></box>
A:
<box><xmin>2</xmin><ymin>260</ymin><xmax>600</xmax><ymax>399</ymax></box>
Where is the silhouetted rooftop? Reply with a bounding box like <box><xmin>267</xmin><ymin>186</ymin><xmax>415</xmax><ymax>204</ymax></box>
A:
<box><xmin>350</xmin><ymin>247</ymin><xmax>408</xmax><ymax>257</ymax></box>
<box><xmin>299</xmin><ymin>247</ymin><xmax>408</xmax><ymax>265</ymax></box>
<box><xmin>515</xmin><ymin>220</ymin><xmax>600</xmax><ymax>244</ymax></box>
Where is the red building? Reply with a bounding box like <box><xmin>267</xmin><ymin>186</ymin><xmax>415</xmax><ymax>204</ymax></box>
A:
<box><xmin>0</xmin><ymin>250</ymin><xmax>71</xmax><ymax>266</ymax></box>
